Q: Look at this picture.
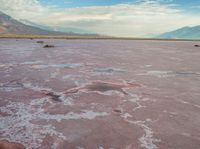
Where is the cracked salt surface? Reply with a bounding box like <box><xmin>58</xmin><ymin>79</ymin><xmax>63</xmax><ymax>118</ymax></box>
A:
<box><xmin>137</xmin><ymin>121</ymin><xmax>160</xmax><ymax>149</ymax></box>
<box><xmin>0</xmin><ymin>98</ymin><xmax>66</xmax><ymax>148</ymax></box>
<box><xmin>20</xmin><ymin>61</ymin><xmax>43</xmax><ymax>65</ymax></box>
<box><xmin>31</xmin><ymin>63</ymin><xmax>82</xmax><ymax>69</ymax></box>
<box><xmin>23</xmin><ymin>83</ymin><xmax>73</xmax><ymax>105</ymax></box>
<box><xmin>139</xmin><ymin>70</ymin><xmax>200</xmax><ymax>78</ymax></box>
<box><xmin>65</xmin><ymin>80</ymin><xmax>141</xmax><ymax>97</ymax></box>
<box><xmin>126</xmin><ymin>92</ymin><xmax>146</xmax><ymax>112</ymax></box>
<box><xmin>0</xmin><ymin>63</ymin><xmax>14</xmax><ymax>68</ymax></box>
<box><xmin>94</xmin><ymin>68</ymin><xmax>125</xmax><ymax>74</ymax></box>
<box><xmin>50</xmin><ymin>70</ymin><xmax>60</xmax><ymax>78</ymax></box>
<box><xmin>139</xmin><ymin>71</ymin><xmax>173</xmax><ymax>78</ymax></box>
<box><xmin>76</xmin><ymin>146</ymin><xmax>85</xmax><ymax>149</ymax></box>
<box><xmin>97</xmin><ymin>146</ymin><xmax>114</xmax><ymax>149</ymax></box>
<box><xmin>62</xmin><ymin>74</ymin><xmax>82</xmax><ymax>80</ymax></box>
<box><xmin>0</xmin><ymin>83</ymin><xmax>24</xmax><ymax>92</ymax></box>
<box><xmin>38</xmin><ymin>110</ymin><xmax>108</xmax><ymax>122</ymax></box>
<box><xmin>91</xmin><ymin>90</ymin><xmax>125</xmax><ymax>97</ymax></box>
<box><xmin>121</xmin><ymin>92</ymin><xmax>160</xmax><ymax>149</ymax></box>
<box><xmin>178</xmin><ymin>99</ymin><xmax>200</xmax><ymax>109</ymax></box>
<box><xmin>123</xmin><ymin>116</ymin><xmax>160</xmax><ymax>149</ymax></box>
<box><xmin>0</xmin><ymin>97</ymin><xmax>108</xmax><ymax>148</ymax></box>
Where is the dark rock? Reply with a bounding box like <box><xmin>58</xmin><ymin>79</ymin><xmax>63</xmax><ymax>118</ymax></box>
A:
<box><xmin>113</xmin><ymin>109</ymin><xmax>122</xmax><ymax>113</ymax></box>
<box><xmin>194</xmin><ymin>45</ymin><xmax>200</xmax><ymax>47</ymax></box>
<box><xmin>43</xmin><ymin>44</ymin><xmax>55</xmax><ymax>48</ymax></box>
<box><xmin>45</xmin><ymin>92</ymin><xmax>61</xmax><ymax>102</ymax></box>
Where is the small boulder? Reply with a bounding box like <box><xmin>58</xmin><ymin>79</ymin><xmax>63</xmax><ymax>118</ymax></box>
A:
<box><xmin>43</xmin><ymin>44</ymin><xmax>55</xmax><ymax>48</ymax></box>
<box><xmin>113</xmin><ymin>109</ymin><xmax>122</xmax><ymax>113</ymax></box>
<box><xmin>194</xmin><ymin>45</ymin><xmax>200</xmax><ymax>47</ymax></box>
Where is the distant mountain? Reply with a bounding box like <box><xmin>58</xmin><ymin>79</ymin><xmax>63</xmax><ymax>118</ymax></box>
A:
<box><xmin>0</xmin><ymin>11</ymin><xmax>89</xmax><ymax>36</ymax></box>
<box><xmin>158</xmin><ymin>26</ymin><xmax>200</xmax><ymax>40</ymax></box>
<box><xmin>20</xmin><ymin>19</ymin><xmax>95</xmax><ymax>34</ymax></box>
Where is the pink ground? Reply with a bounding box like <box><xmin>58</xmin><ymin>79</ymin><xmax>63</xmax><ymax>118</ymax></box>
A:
<box><xmin>0</xmin><ymin>39</ymin><xmax>200</xmax><ymax>149</ymax></box>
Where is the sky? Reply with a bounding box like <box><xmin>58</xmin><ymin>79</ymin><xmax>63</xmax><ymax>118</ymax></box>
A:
<box><xmin>0</xmin><ymin>0</ymin><xmax>200</xmax><ymax>37</ymax></box>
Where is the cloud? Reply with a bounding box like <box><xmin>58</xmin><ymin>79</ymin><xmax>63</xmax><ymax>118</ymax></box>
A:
<box><xmin>191</xmin><ymin>5</ymin><xmax>200</xmax><ymax>9</ymax></box>
<box><xmin>0</xmin><ymin>0</ymin><xmax>200</xmax><ymax>37</ymax></box>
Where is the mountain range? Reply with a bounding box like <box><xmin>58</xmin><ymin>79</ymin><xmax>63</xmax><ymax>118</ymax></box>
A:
<box><xmin>157</xmin><ymin>26</ymin><xmax>200</xmax><ymax>40</ymax></box>
<box><xmin>0</xmin><ymin>10</ymin><xmax>200</xmax><ymax>39</ymax></box>
<box><xmin>0</xmin><ymin>11</ymin><xmax>94</xmax><ymax>36</ymax></box>
<box><xmin>19</xmin><ymin>19</ymin><xmax>94</xmax><ymax>34</ymax></box>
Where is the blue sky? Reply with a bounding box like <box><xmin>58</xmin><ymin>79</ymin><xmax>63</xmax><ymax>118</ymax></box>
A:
<box><xmin>40</xmin><ymin>0</ymin><xmax>200</xmax><ymax>10</ymax></box>
<box><xmin>40</xmin><ymin>0</ymin><xmax>197</xmax><ymax>7</ymax></box>
<box><xmin>40</xmin><ymin>0</ymin><xmax>134</xmax><ymax>7</ymax></box>
<box><xmin>41</xmin><ymin>0</ymin><xmax>200</xmax><ymax>16</ymax></box>
<box><xmin>39</xmin><ymin>0</ymin><xmax>200</xmax><ymax>17</ymax></box>
<box><xmin>0</xmin><ymin>0</ymin><xmax>200</xmax><ymax>37</ymax></box>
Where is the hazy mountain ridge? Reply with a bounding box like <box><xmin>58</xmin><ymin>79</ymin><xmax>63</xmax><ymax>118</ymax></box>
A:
<box><xmin>19</xmin><ymin>19</ymin><xmax>95</xmax><ymax>34</ymax></box>
<box><xmin>0</xmin><ymin>11</ymin><xmax>93</xmax><ymax>36</ymax></box>
<box><xmin>1</xmin><ymin>10</ymin><xmax>199</xmax><ymax>39</ymax></box>
<box><xmin>158</xmin><ymin>26</ymin><xmax>200</xmax><ymax>40</ymax></box>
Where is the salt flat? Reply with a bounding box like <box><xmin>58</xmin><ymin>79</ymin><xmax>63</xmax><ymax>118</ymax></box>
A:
<box><xmin>0</xmin><ymin>39</ymin><xmax>200</xmax><ymax>149</ymax></box>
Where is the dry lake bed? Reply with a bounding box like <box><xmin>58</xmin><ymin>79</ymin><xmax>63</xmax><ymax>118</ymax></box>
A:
<box><xmin>0</xmin><ymin>39</ymin><xmax>200</xmax><ymax>149</ymax></box>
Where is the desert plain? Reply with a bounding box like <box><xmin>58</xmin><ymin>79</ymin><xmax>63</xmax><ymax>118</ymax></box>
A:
<box><xmin>0</xmin><ymin>39</ymin><xmax>200</xmax><ymax>149</ymax></box>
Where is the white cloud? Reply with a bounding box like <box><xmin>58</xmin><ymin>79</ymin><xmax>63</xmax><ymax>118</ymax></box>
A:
<box><xmin>0</xmin><ymin>0</ymin><xmax>200</xmax><ymax>37</ymax></box>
